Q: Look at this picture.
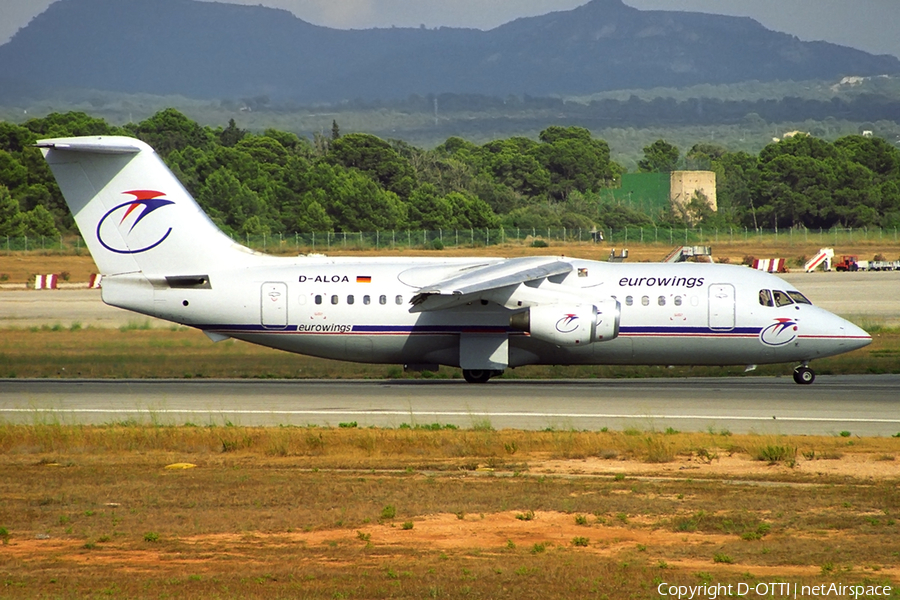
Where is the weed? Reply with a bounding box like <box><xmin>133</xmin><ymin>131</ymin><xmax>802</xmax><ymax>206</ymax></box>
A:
<box><xmin>571</xmin><ymin>537</ymin><xmax>590</xmax><ymax>547</ymax></box>
<box><xmin>531</xmin><ymin>542</ymin><xmax>547</xmax><ymax>554</ymax></box>
<box><xmin>636</xmin><ymin>544</ymin><xmax>647</xmax><ymax>552</ymax></box>
<box><xmin>143</xmin><ymin>532</ymin><xmax>159</xmax><ymax>542</ymax></box>
<box><xmin>645</xmin><ymin>435</ymin><xmax>675</xmax><ymax>463</ymax></box>
<box><xmin>0</xmin><ymin>527</ymin><xmax>8</xmax><ymax>544</ymax></box>
<box><xmin>119</xmin><ymin>320</ymin><xmax>152</xmax><ymax>332</ymax></box>
<box><xmin>614</xmin><ymin>473</ymin><xmax>626</xmax><ymax>481</ymax></box>
<box><xmin>402</xmin><ymin>521</ymin><xmax>414</xmax><ymax>530</ymax></box>
<box><xmin>515</xmin><ymin>510</ymin><xmax>535</xmax><ymax>521</ymax></box>
<box><xmin>574</xmin><ymin>514</ymin><xmax>589</xmax><ymax>526</ymax></box>
<box><xmin>696</xmin><ymin>448</ymin><xmax>718</xmax><ymax>463</ymax></box>
<box><xmin>741</xmin><ymin>523</ymin><xmax>771</xmax><ymax>540</ymax></box>
<box><xmin>338</xmin><ymin>421</ymin><xmax>358</xmax><ymax>428</ymax></box>
<box><xmin>840</xmin><ymin>431</ymin><xmax>851</xmax><ymax>437</ymax></box>
<box><xmin>471</xmin><ymin>418</ymin><xmax>494</xmax><ymax>432</ymax></box>
<box><xmin>713</xmin><ymin>553</ymin><xmax>734</xmax><ymax>564</ymax></box>
<box><xmin>356</xmin><ymin>531</ymin><xmax>371</xmax><ymax>542</ymax></box>
<box><xmin>380</xmin><ymin>505</ymin><xmax>396</xmax><ymax>520</ymax></box>
<box><xmin>753</xmin><ymin>443</ymin><xmax>797</xmax><ymax>465</ymax></box>
<box><xmin>821</xmin><ymin>561</ymin><xmax>835</xmax><ymax>574</ymax></box>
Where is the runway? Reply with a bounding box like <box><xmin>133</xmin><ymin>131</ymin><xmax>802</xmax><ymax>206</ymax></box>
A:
<box><xmin>2</xmin><ymin>376</ymin><xmax>899</xmax><ymax>436</ymax></box>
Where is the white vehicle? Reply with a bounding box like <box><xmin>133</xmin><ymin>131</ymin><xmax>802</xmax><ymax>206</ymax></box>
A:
<box><xmin>38</xmin><ymin>136</ymin><xmax>871</xmax><ymax>384</ymax></box>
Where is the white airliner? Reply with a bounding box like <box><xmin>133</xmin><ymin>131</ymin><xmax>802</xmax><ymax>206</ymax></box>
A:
<box><xmin>38</xmin><ymin>136</ymin><xmax>871</xmax><ymax>384</ymax></box>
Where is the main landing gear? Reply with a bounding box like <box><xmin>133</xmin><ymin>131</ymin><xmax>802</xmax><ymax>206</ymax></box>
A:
<box><xmin>792</xmin><ymin>363</ymin><xmax>815</xmax><ymax>385</ymax></box>
<box><xmin>462</xmin><ymin>369</ymin><xmax>503</xmax><ymax>384</ymax></box>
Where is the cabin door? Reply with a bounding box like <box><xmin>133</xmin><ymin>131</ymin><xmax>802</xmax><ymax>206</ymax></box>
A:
<box><xmin>708</xmin><ymin>283</ymin><xmax>735</xmax><ymax>331</ymax></box>
<box><xmin>261</xmin><ymin>282</ymin><xmax>288</xmax><ymax>329</ymax></box>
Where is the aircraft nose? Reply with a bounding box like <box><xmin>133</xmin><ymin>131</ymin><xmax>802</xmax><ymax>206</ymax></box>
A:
<box><xmin>837</xmin><ymin>318</ymin><xmax>872</xmax><ymax>352</ymax></box>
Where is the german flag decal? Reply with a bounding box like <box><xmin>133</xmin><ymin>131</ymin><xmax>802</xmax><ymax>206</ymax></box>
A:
<box><xmin>356</xmin><ymin>275</ymin><xmax>372</xmax><ymax>283</ymax></box>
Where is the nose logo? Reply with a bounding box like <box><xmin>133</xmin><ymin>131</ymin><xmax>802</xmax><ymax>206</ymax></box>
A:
<box><xmin>760</xmin><ymin>318</ymin><xmax>798</xmax><ymax>346</ymax></box>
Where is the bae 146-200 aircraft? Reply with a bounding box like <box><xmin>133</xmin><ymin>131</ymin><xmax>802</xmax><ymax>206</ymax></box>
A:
<box><xmin>38</xmin><ymin>136</ymin><xmax>871</xmax><ymax>384</ymax></box>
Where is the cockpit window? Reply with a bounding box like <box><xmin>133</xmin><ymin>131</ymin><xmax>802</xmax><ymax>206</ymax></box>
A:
<box><xmin>772</xmin><ymin>290</ymin><xmax>794</xmax><ymax>307</ymax></box>
<box><xmin>787</xmin><ymin>291</ymin><xmax>812</xmax><ymax>305</ymax></box>
<box><xmin>758</xmin><ymin>289</ymin><xmax>774</xmax><ymax>307</ymax></box>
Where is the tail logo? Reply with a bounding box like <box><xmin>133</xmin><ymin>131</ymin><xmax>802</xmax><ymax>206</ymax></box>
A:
<box><xmin>97</xmin><ymin>191</ymin><xmax>175</xmax><ymax>254</ymax></box>
<box><xmin>759</xmin><ymin>318</ymin><xmax>799</xmax><ymax>346</ymax></box>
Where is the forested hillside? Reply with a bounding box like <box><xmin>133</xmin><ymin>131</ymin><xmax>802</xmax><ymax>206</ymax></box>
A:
<box><xmin>1</xmin><ymin>0</ymin><xmax>897</xmax><ymax>102</ymax></box>
<box><xmin>1</xmin><ymin>110</ymin><xmax>899</xmax><ymax>242</ymax></box>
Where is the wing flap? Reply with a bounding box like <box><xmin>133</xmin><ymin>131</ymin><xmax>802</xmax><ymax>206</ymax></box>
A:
<box><xmin>410</xmin><ymin>257</ymin><xmax>572</xmax><ymax>312</ymax></box>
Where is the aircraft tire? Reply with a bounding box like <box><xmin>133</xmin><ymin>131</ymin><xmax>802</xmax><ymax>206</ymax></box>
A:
<box><xmin>463</xmin><ymin>369</ymin><xmax>492</xmax><ymax>384</ymax></box>
<box><xmin>792</xmin><ymin>367</ymin><xmax>815</xmax><ymax>385</ymax></box>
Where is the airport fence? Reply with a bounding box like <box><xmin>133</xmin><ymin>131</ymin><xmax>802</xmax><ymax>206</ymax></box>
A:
<box><xmin>3</xmin><ymin>226</ymin><xmax>900</xmax><ymax>255</ymax></box>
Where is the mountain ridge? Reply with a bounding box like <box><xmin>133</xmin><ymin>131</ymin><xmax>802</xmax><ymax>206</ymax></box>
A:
<box><xmin>0</xmin><ymin>0</ymin><xmax>897</xmax><ymax>103</ymax></box>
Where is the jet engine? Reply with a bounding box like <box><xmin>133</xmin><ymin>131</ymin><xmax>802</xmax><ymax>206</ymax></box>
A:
<box><xmin>509</xmin><ymin>299</ymin><xmax>620</xmax><ymax>346</ymax></box>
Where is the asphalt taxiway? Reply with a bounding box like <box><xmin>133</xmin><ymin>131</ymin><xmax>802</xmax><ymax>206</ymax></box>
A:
<box><xmin>2</xmin><ymin>376</ymin><xmax>899</xmax><ymax>435</ymax></box>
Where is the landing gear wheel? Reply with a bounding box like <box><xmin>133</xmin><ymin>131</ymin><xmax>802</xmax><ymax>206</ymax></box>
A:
<box><xmin>463</xmin><ymin>369</ymin><xmax>492</xmax><ymax>384</ymax></box>
<box><xmin>792</xmin><ymin>366</ymin><xmax>815</xmax><ymax>385</ymax></box>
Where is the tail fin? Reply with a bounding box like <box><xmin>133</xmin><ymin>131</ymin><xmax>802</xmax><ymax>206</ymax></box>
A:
<box><xmin>38</xmin><ymin>136</ymin><xmax>257</xmax><ymax>275</ymax></box>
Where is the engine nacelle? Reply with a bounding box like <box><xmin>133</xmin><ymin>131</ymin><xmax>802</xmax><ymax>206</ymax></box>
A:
<box><xmin>509</xmin><ymin>299</ymin><xmax>620</xmax><ymax>346</ymax></box>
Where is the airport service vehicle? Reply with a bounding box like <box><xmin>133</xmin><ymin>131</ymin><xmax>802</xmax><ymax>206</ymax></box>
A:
<box><xmin>38</xmin><ymin>136</ymin><xmax>871</xmax><ymax>384</ymax></box>
<box><xmin>834</xmin><ymin>255</ymin><xmax>860</xmax><ymax>272</ymax></box>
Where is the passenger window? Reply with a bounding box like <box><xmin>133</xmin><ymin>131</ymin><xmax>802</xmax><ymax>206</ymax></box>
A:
<box><xmin>347</xmin><ymin>295</ymin><xmax>354</xmax><ymax>305</ymax></box>
<box><xmin>625</xmin><ymin>296</ymin><xmax>633</xmax><ymax>306</ymax></box>
<box><xmin>641</xmin><ymin>296</ymin><xmax>649</xmax><ymax>306</ymax></box>
<box><xmin>690</xmin><ymin>296</ymin><xmax>699</xmax><ymax>307</ymax></box>
<box><xmin>674</xmin><ymin>296</ymin><xmax>682</xmax><ymax>306</ymax></box>
<box><xmin>787</xmin><ymin>291</ymin><xmax>812</xmax><ymax>305</ymax></box>
<box><xmin>314</xmin><ymin>294</ymin><xmax>322</xmax><ymax>305</ymax></box>
<box><xmin>658</xmin><ymin>296</ymin><xmax>666</xmax><ymax>306</ymax></box>
<box><xmin>379</xmin><ymin>295</ymin><xmax>387</xmax><ymax>305</ymax></box>
<box><xmin>395</xmin><ymin>295</ymin><xmax>403</xmax><ymax>305</ymax></box>
<box><xmin>773</xmin><ymin>290</ymin><xmax>794</xmax><ymax>307</ymax></box>
<box><xmin>759</xmin><ymin>289</ymin><xmax>774</xmax><ymax>307</ymax></box>
<box><xmin>331</xmin><ymin>294</ymin><xmax>339</xmax><ymax>305</ymax></box>
<box><xmin>363</xmin><ymin>295</ymin><xmax>371</xmax><ymax>305</ymax></box>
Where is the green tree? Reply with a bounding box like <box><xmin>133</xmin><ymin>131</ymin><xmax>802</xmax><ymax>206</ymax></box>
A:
<box><xmin>0</xmin><ymin>185</ymin><xmax>25</xmax><ymax>237</ymax></box>
<box><xmin>219</xmin><ymin>119</ymin><xmax>247</xmax><ymax>147</ymax></box>
<box><xmin>0</xmin><ymin>122</ymin><xmax>36</xmax><ymax>153</ymax></box>
<box><xmin>22</xmin><ymin>205</ymin><xmax>60</xmax><ymax>237</ymax></box>
<box><xmin>638</xmin><ymin>139</ymin><xmax>680</xmax><ymax>173</ymax></box>
<box><xmin>300</xmin><ymin>163</ymin><xmax>407</xmax><ymax>232</ymax></box>
<box><xmin>196</xmin><ymin>168</ymin><xmax>269</xmax><ymax>236</ymax></box>
<box><xmin>24</xmin><ymin>111</ymin><xmax>120</xmax><ymax>138</ymax></box>
<box><xmin>533</xmin><ymin>126</ymin><xmax>622</xmax><ymax>200</ymax></box>
<box><xmin>129</xmin><ymin>109</ymin><xmax>213</xmax><ymax>157</ymax></box>
<box><xmin>327</xmin><ymin>133</ymin><xmax>416</xmax><ymax>200</ymax></box>
<box><xmin>0</xmin><ymin>150</ymin><xmax>28</xmax><ymax>191</ymax></box>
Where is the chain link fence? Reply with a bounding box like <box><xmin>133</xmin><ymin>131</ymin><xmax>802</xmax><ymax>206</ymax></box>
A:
<box><xmin>4</xmin><ymin>227</ymin><xmax>899</xmax><ymax>254</ymax></box>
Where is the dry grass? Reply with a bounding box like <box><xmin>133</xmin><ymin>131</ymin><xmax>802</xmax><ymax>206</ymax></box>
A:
<box><xmin>0</xmin><ymin>425</ymin><xmax>898</xmax><ymax>598</ymax></box>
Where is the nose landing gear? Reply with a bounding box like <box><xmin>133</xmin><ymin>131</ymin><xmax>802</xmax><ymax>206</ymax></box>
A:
<box><xmin>792</xmin><ymin>363</ymin><xmax>815</xmax><ymax>385</ymax></box>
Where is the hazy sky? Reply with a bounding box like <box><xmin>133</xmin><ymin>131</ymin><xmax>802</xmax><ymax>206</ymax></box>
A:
<box><xmin>2</xmin><ymin>0</ymin><xmax>899</xmax><ymax>59</ymax></box>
